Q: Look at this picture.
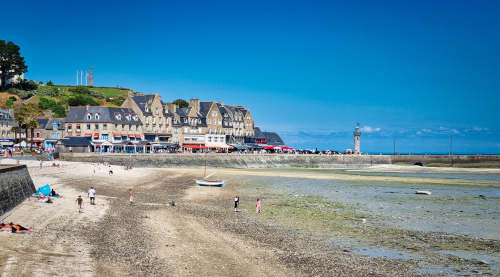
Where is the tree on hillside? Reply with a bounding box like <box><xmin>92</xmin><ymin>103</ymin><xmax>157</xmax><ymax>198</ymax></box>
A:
<box><xmin>46</xmin><ymin>80</ymin><xmax>53</xmax><ymax>86</ymax></box>
<box><xmin>0</xmin><ymin>40</ymin><xmax>28</xmax><ymax>88</ymax></box>
<box><xmin>172</xmin><ymin>99</ymin><xmax>189</xmax><ymax>108</ymax></box>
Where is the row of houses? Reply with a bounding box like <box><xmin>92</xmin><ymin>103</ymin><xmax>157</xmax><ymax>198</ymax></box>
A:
<box><xmin>1</xmin><ymin>94</ymin><xmax>284</xmax><ymax>153</ymax></box>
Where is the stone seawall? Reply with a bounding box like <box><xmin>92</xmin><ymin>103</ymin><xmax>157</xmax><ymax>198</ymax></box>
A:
<box><xmin>60</xmin><ymin>153</ymin><xmax>391</xmax><ymax>168</ymax></box>
<box><xmin>59</xmin><ymin>153</ymin><xmax>500</xmax><ymax>168</ymax></box>
<box><xmin>392</xmin><ymin>155</ymin><xmax>500</xmax><ymax>165</ymax></box>
<box><xmin>0</xmin><ymin>165</ymin><xmax>36</xmax><ymax>216</ymax></box>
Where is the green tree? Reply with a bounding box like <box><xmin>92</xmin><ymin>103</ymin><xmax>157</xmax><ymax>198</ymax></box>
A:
<box><xmin>68</xmin><ymin>94</ymin><xmax>98</xmax><ymax>106</ymax></box>
<box><xmin>172</xmin><ymin>99</ymin><xmax>189</xmax><ymax>108</ymax></box>
<box><xmin>27</xmin><ymin>118</ymin><xmax>39</xmax><ymax>150</ymax></box>
<box><xmin>46</xmin><ymin>80</ymin><xmax>53</xmax><ymax>86</ymax></box>
<box><xmin>0</xmin><ymin>40</ymin><xmax>28</xmax><ymax>89</ymax></box>
<box><xmin>5</xmin><ymin>96</ymin><xmax>16</xmax><ymax>107</ymax></box>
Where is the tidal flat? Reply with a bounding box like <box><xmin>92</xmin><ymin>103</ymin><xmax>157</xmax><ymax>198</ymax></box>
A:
<box><xmin>229</xmin><ymin>168</ymin><xmax>499</xmax><ymax>276</ymax></box>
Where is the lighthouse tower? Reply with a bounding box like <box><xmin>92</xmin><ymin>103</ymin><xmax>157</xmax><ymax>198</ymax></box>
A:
<box><xmin>354</xmin><ymin>123</ymin><xmax>361</xmax><ymax>154</ymax></box>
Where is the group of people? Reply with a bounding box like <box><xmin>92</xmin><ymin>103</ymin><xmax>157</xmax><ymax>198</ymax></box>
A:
<box><xmin>234</xmin><ymin>196</ymin><xmax>261</xmax><ymax>213</ymax></box>
<box><xmin>0</xmin><ymin>222</ymin><xmax>34</xmax><ymax>234</ymax></box>
<box><xmin>76</xmin><ymin>187</ymin><xmax>134</xmax><ymax>213</ymax></box>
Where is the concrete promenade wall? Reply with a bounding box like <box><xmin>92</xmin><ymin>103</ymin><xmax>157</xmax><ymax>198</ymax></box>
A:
<box><xmin>392</xmin><ymin>155</ymin><xmax>500</xmax><ymax>165</ymax></box>
<box><xmin>60</xmin><ymin>153</ymin><xmax>391</xmax><ymax>168</ymax></box>
<box><xmin>0</xmin><ymin>165</ymin><xmax>36</xmax><ymax>216</ymax></box>
<box><xmin>59</xmin><ymin>153</ymin><xmax>500</xmax><ymax>168</ymax></box>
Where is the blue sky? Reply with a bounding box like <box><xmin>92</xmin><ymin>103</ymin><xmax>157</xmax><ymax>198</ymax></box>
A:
<box><xmin>2</xmin><ymin>0</ymin><xmax>499</xmax><ymax>153</ymax></box>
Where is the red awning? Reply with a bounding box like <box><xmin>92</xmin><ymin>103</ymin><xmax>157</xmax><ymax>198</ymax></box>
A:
<box><xmin>128</xmin><ymin>134</ymin><xmax>134</xmax><ymax>137</ymax></box>
<box><xmin>183</xmin><ymin>144</ymin><xmax>206</xmax><ymax>149</ymax></box>
<box><xmin>114</xmin><ymin>133</ymin><xmax>121</xmax><ymax>137</ymax></box>
<box><xmin>135</xmin><ymin>134</ymin><xmax>141</xmax><ymax>138</ymax></box>
<box><xmin>76</xmin><ymin>124</ymin><xmax>81</xmax><ymax>126</ymax></box>
<box><xmin>93</xmin><ymin>133</ymin><xmax>99</xmax><ymax>137</ymax></box>
<box><xmin>68</xmin><ymin>123</ymin><xmax>72</xmax><ymax>126</ymax></box>
<box><xmin>84</xmin><ymin>133</ymin><xmax>92</xmax><ymax>137</ymax></box>
<box><xmin>282</xmin><ymin>146</ymin><xmax>294</xmax><ymax>150</ymax></box>
<box><xmin>263</xmin><ymin>146</ymin><xmax>274</xmax><ymax>150</ymax></box>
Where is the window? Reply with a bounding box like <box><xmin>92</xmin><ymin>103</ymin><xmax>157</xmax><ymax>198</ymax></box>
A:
<box><xmin>129</xmin><ymin>125</ymin><xmax>132</xmax><ymax>131</ymax></box>
<box><xmin>76</xmin><ymin>125</ymin><xmax>81</xmax><ymax>131</ymax></box>
<box><xmin>174</xmin><ymin>128</ymin><xmax>178</xmax><ymax>134</ymax></box>
<box><xmin>133</xmin><ymin>115</ymin><xmax>138</xmax><ymax>121</ymax></box>
<box><xmin>115</xmin><ymin>124</ymin><xmax>118</xmax><ymax>129</ymax></box>
<box><xmin>87</xmin><ymin>124</ymin><xmax>91</xmax><ymax>130</ymax></box>
<box><xmin>208</xmin><ymin>137</ymin><xmax>212</xmax><ymax>142</ymax></box>
<box><xmin>207</xmin><ymin>119</ymin><xmax>211</xmax><ymax>124</ymax></box>
<box><xmin>68</xmin><ymin>125</ymin><xmax>72</xmax><ymax>132</ymax></box>
<box><xmin>155</xmin><ymin>107</ymin><xmax>159</xmax><ymax>115</ymax></box>
<box><xmin>126</xmin><ymin>114</ymin><xmax>131</xmax><ymax>121</ymax></box>
<box><xmin>87</xmin><ymin>113</ymin><xmax>92</xmax><ymax>120</ymax></box>
<box><xmin>115</xmin><ymin>114</ymin><xmax>122</xmax><ymax>120</ymax></box>
<box><xmin>95</xmin><ymin>124</ymin><xmax>99</xmax><ymax>130</ymax></box>
<box><xmin>103</xmin><ymin>124</ymin><xmax>107</xmax><ymax>130</ymax></box>
<box><xmin>122</xmin><ymin>124</ymin><xmax>125</xmax><ymax>129</ymax></box>
<box><xmin>136</xmin><ymin>125</ymin><xmax>139</xmax><ymax>131</ymax></box>
<box><xmin>184</xmin><ymin>127</ymin><xmax>188</xmax><ymax>133</ymax></box>
<box><xmin>95</xmin><ymin>113</ymin><xmax>100</xmax><ymax>120</ymax></box>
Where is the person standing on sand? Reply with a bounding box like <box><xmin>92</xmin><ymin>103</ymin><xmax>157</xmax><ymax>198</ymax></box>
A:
<box><xmin>256</xmin><ymin>198</ymin><xmax>261</xmax><ymax>213</ymax></box>
<box><xmin>234</xmin><ymin>196</ymin><xmax>240</xmax><ymax>212</ymax></box>
<box><xmin>108</xmin><ymin>165</ymin><xmax>113</xmax><ymax>175</ymax></box>
<box><xmin>76</xmin><ymin>195</ymin><xmax>83</xmax><ymax>213</ymax></box>
<box><xmin>88</xmin><ymin>187</ymin><xmax>96</xmax><ymax>205</ymax></box>
<box><xmin>128</xmin><ymin>188</ymin><xmax>134</xmax><ymax>204</ymax></box>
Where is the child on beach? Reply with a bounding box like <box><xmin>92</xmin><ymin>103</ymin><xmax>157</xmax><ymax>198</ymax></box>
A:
<box><xmin>88</xmin><ymin>187</ymin><xmax>96</xmax><ymax>205</ymax></box>
<box><xmin>76</xmin><ymin>195</ymin><xmax>83</xmax><ymax>213</ymax></box>
<box><xmin>234</xmin><ymin>196</ymin><xmax>240</xmax><ymax>212</ymax></box>
<box><xmin>109</xmin><ymin>165</ymin><xmax>113</xmax><ymax>175</ymax></box>
<box><xmin>128</xmin><ymin>188</ymin><xmax>134</xmax><ymax>204</ymax></box>
<box><xmin>256</xmin><ymin>198</ymin><xmax>261</xmax><ymax>213</ymax></box>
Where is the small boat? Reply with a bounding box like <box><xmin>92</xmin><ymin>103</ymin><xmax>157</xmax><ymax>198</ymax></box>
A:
<box><xmin>196</xmin><ymin>179</ymin><xmax>226</xmax><ymax>187</ymax></box>
<box><xmin>416</xmin><ymin>190</ymin><xmax>432</xmax><ymax>195</ymax></box>
<box><xmin>196</xmin><ymin>152</ymin><xmax>225</xmax><ymax>187</ymax></box>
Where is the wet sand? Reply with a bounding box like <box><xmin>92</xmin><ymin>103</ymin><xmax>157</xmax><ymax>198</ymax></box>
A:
<box><xmin>1</xmin><ymin>160</ymin><xmax>498</xmax><ymax>276</ymax></box>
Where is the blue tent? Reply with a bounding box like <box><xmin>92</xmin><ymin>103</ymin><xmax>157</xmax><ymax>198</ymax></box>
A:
<box><xmin>35</xmin><ymin>184</ymin><xmax>51</xmax><ymax>196</ymax></box>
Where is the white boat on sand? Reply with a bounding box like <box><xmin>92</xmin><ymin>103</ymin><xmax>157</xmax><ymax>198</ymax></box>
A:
<box><xmin>196</xmin><ymin>154</ymin><xmax>225</xmax><ymax>187</ymax></box>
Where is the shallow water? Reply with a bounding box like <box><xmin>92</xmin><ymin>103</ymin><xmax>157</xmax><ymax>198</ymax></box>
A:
<box><xmin>241</xmin><ymin>169</ymin><xmax>500</xmax><ymax>275</ymax></box>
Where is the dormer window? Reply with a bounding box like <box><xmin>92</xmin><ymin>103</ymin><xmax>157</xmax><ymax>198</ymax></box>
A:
<box><xmin>95</xmin><ymin>113</ymin><xmax>100</xmax><ymax>120</ymax></box>
<box><xmin>145</xmin><ymin>106</ymin><xmax>149</xmax><ymax>112</ymax></box>
<box><xmin>133</xmin><ymin>115</ymin><xmax>138</xmax><ymax>121</ymax></box>
<box><xmin>87</xmin><ymin>113</ymin><xmax>92</xmax><ymax>120</ymax></box>
<box><xmin>115</xmin><ymin>114</ymin><xmax>122</xmax><ymax>120</ymax></box>
<box><xmin>126</xmin><ymin>114</ymin><xmax>131</xmax><ymax>121</ymax></box>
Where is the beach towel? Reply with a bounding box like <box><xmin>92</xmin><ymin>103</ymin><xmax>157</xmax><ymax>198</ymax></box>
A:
<box><xmin>35</xmin><ymin>184</ymin><xmax>51</xmax><ymax>196</ymax></box>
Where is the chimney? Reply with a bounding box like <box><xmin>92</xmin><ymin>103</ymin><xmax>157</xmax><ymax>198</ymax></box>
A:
<box><xmin>189</xmin><ymin>98</ymin><xmax>200</xmax><ymax>114</ymax></box>
<box><xmin>166</xmin><ymin>103</ymin><xmax>177</xmax><ymax>114</ymax></box>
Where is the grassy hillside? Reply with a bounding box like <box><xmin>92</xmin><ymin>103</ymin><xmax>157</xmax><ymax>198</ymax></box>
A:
<box><xmin>0</xmin><ymin>84</ymin><xmax>134</xmax><ymax>117</ymax></box>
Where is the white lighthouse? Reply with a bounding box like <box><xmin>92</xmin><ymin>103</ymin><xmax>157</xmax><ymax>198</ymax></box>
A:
<box><xmin>354</xmin><ymin>123</ymin><xmax>361</xmax><ymax>154</ymax></box>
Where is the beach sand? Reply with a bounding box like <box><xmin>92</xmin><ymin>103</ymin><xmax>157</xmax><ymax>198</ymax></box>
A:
<box><xmin>3</xmin><ymin>160</ymin><xmax>496</xmax><ymax>276</ymax></box>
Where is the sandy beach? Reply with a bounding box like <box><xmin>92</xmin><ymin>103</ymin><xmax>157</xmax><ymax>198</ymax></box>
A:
<box><xmin>1</xmin><ymin>160</ymin><xmax>498</xmax><ymax>276</ymax></box>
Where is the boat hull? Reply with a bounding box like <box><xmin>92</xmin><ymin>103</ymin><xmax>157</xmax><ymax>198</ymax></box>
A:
<box><xmin>196</xmin><ymin>180</ymin><xmax>225</xmax><ymax>187</ymax></box>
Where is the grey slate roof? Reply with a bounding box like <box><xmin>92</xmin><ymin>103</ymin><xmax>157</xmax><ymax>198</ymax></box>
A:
<box><xmin>263</xmin><ymin>132</ymin><xmax>284</xmax><ymax>146</ymax></box>
<box><xmin>61</xmin><ymin>137</ymin><xmax>91</xmax><ymax>146</ymax></box>
<box><xmin>66</xmin><ymin>107</ymin><xmax>142</xmax><ymax>125</ymax></box>
<box><xmin>254</xmin><ymin>127</ymin><xmax>265</xmax><ymax>138</ymax></box>
<box><xmin>131</xmin><ymin>95</ymin><xmax>155</xmax><ymax>116</ymax></box>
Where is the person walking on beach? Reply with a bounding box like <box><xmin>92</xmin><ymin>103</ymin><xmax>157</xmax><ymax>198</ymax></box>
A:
<box><xmin>88</xmin><ymin>187</ymin><xmax>96</xmax><ymax>205</ymax></box>
<box><xmin>76</xmin><ymin>195</ymin><xmax>83</xmax><ymax>213</ymax></box>
<box><xmin>108</xmin><ymin>165</ymin><xmax>113</xmax><ymax>175</ymax></box>
<box><xmin>234</xmin><ymin>196</ymin><xmax>240</xmax><ymax>212</ymax></box>
<box><xmin>128</xmin><ymin>188</ymin><xmax>134</xmax><ymax>204</ymax></box>
<box><xmin>256</xmin><ymin>198</ymin><xmax>261</xmax><ymax>213</ymax></box>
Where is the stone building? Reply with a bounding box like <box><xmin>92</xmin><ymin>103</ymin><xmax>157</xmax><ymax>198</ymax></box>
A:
<box><xmin>121</xmin><ymin>94</ymin><xmax>172</xmax><ymax>143</ymax></box>
<box><xmin>0</xmin><ymin>109</ymin><xmax>17</xmax><ymax>147</ymax></box>
<box><xmin>64</xmin><ymin>106</ymin><xmax>143</xmax><ymax>152</ymax></box>
<box><xmin>34</xmin><ymin>118</ymin><xmax>65</xmax><ymax>150</ymax></box>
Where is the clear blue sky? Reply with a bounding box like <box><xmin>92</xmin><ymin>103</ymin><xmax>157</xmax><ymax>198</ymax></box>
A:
<box><xmin>2</xmin><ymin>0</ymin><xmax>499</xmax><ymax>153</ymax></box>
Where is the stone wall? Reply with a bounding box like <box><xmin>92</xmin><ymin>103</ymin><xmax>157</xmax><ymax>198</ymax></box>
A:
<box><xmin>392</xmin><ymin>155</ymin><xmax>500</xmax><ymax>165</ymax></box>
<box><xmin>0</xmin><ymin>165</ymin><xmax>36</xmax><ymax>216</ymax></box>
<box><xmin>60</xmin><ymin>153</ymin><xmax>391</xmax><ymax>168</ymax></box>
